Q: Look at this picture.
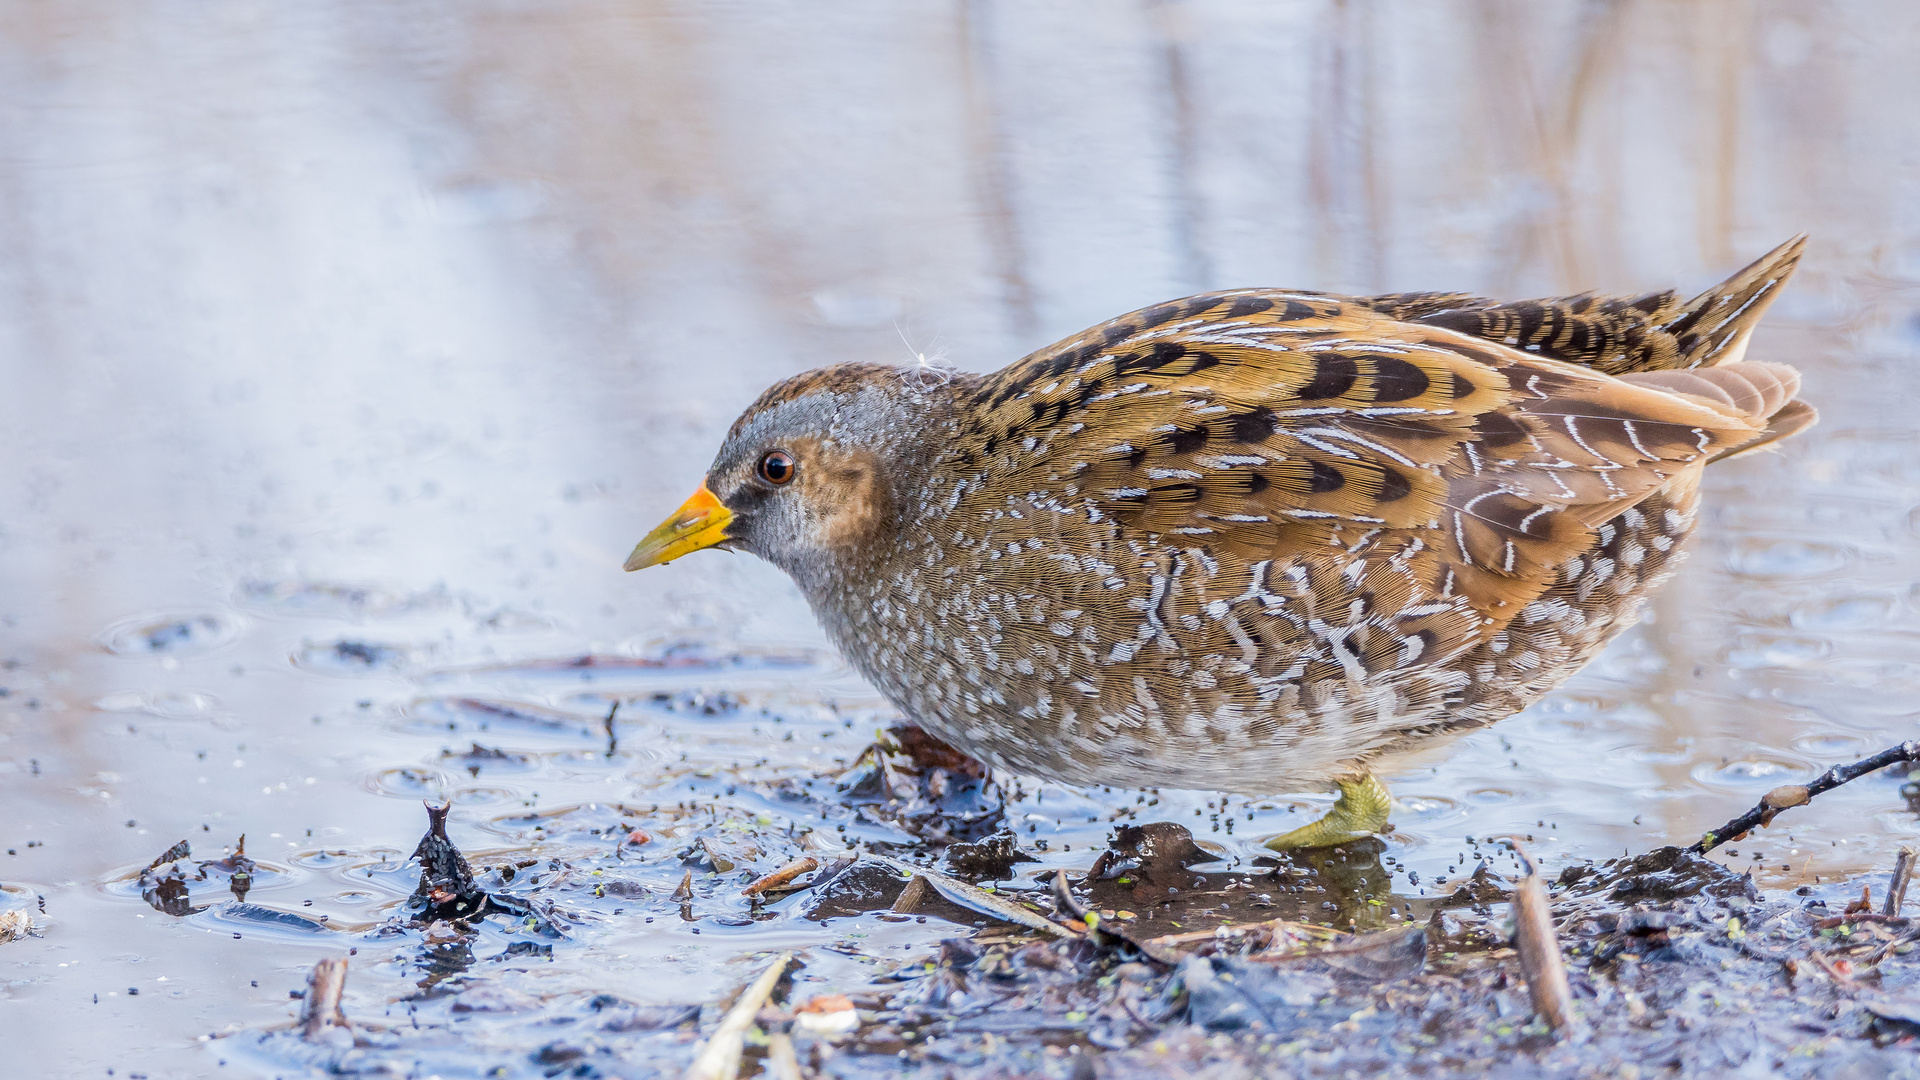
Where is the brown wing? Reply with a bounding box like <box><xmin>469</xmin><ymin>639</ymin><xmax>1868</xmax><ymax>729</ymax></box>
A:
<box><xmin>961</xmin><ymin>292</ymin><xmax>1781</xmax><ymax>642</ymax></box>
<box><xmin>1349</xmin><ymin>235</ymin><xmax>1806</xmax><ymax>375</ymax></box>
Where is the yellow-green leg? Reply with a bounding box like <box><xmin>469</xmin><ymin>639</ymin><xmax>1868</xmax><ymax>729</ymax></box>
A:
<box><xmin>1263</xmin><ymin>773</ymin><xmax>1393</xmax><ymax>850</ymax></box>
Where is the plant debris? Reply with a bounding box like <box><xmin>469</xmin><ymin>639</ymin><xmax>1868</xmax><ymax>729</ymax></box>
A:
<box><xmin>143</xmin><ymin>715</ymin><xmax>1920</xmax><ymax>1076</ymax></box>
<box><xmin>136</xmin><ymin>835</ymin><xmax>260</xmax><ymax>915</ymax></box>
<box><xmin>683</xmin><ymin>951</ymin><xmax>791</xmax><ymax>1080</ymax></box>
<box><xmin>0</xmin><ymin>909</ymin><xmax>37</xmax><ymax>943</ymax></box>
<box><xmin>405</xmin><ymin>802</ymin><xmax>564</xmax><ymax>936</ymax></box>
<box><xmin>409</xmin><ymin>802</ymin><xmax>490</xmax><ymax>922</ymax></box>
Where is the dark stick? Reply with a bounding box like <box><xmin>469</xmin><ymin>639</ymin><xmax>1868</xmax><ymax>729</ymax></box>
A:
<box><xmin>1691</xmin><ymin>741</ymin><xmax>1920</xmax><ymax>855</ymax></box>
<box><xmin>603</xmin><ymin>701</ymin><xmax>620</xmax><ymax>759</ymax></box>
<box><xmin>1885</xmin><ymin>847</ymin><xmax>1915</xmax><ymax>917</ymax></box>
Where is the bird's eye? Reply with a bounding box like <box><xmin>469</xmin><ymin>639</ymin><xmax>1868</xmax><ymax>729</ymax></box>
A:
<box><xmin>758</xmin><ymin>450</ymin><xmax>796</xmax><ymax>485</ymax></box>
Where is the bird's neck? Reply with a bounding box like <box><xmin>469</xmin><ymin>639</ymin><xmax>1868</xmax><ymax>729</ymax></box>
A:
<box><xmin>783</xmin><ymin>393</ymin><xmax>978</xmax><ymax>686</ymax></box>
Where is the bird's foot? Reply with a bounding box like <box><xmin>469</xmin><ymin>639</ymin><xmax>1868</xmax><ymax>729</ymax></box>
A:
<box><xmin>837</xmin><ymin>723</ymin><xmax>993</xmax><ymax>811</ymax></box>
<box><xmin>1263</xmin><ymin>773</ymin><xmax>1392</xmax><ymax>850</ymax></box>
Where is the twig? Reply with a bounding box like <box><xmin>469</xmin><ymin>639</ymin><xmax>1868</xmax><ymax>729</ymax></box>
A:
<box><xmin>1861</xmin><ymin>927</ymin><xmax>1920</xmax><ymax>968</ymax></box>
<box><xmin>743</xmin><ymin>857</ymin><xmax>819</xmax><ymax>897</ymax></box>
<box><xmin>1505</xmin><ymin>841</ymin><xmax>1575</xmax><ymax>1033</ymax></box>
<box><xmin>1807</xmin><ymin>951</ymin><xmax>1856</xmax><ymax>990</ymax></box>
<box><xmin>1242</xmin><ymin>925</ymin><xmax>1424</xmax><ymax>970</ymax></box>
<box><xmin>1691</xmin><ymin>741</ymin><xmax>1920</xmax><ymax>854</ymax></box>
<box><xmin>300</xmin><ymin>957</ymin><xmax>351</xmax><ymax>1039</ymax></box>
<box><xmin>684</xmin><ymin>951</ymin><xmax>792</xmax><ymax>1080</ymax></box>
<box><xmin>1885</xmin><ymin>847</ymin><xmax>1915</xmax><ymax>917</ymax></box>
<box><xmin>1049</xmin><ymin>868</ymin><xmax>1175</xmax><ymax>961</ymax></box>
<box><xmin>866</xmin><ymin>853</ymin><xmax>1078</xmax><ymax>938</ymax></box>
<box><xmin>1814</xmin><ymin>913</ymin><xmax>1911</xmax><ymax>930</ymax></box>
<box><xmin>1147</xmin><ymin>919</ymin><xmax>1338</xmax><ymax>952</ymax></box>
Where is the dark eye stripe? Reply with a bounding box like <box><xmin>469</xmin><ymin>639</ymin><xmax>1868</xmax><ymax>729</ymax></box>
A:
<box><xmin>759</xmin><ymin>450</ymin><xmax>796</xmax><ymax>484</ymax></box>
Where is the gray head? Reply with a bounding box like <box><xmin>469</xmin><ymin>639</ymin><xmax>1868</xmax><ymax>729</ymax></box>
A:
<box><xmin>623</xmin><ymin>363</ymin><xmax>953</xmax><ymax>592</ymax></box>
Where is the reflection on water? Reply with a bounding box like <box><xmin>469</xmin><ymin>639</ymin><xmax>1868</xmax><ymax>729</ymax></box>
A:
<box><xmin>1</xmin><ymin>2</ymin><xmax>1918</xmax><ymax>1075</ymax></box>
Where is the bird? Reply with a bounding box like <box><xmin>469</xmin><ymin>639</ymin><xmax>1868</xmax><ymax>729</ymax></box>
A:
<box><xmin>626</xmin><ymin>237</ymin><xmax>1814</xmax><ymax>849</ymax></box>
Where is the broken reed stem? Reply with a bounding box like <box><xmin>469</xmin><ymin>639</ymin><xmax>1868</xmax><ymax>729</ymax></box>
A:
<box><xmin>299</xmin><ymin>956</ymin><xmax>351</xmax><ymax>1039</ymax></box>
<box><xmin>742</xmin><ymin>856</ymin><xmax>819</xmax><ymax>897</ymax></box>
<box><xmin>892</xmin><ymin>874</ymin><xmax>930</xmax><ymax>914</ymax></box>
<box><xmin>1885</xmin><ymin>847</ymin><xmax>1915</xmax><ymax>917</ymax></box>
<box><xmin>684</xmin><ymin>951</ymin><xmax>792</xmax><ymax>1080</ymax></box>
<box><xmin>766</xmin><ymin>1032</ymin><xmax>804</xmax><ymax>1080</ymax></box>
<box><xmin>1505</xmin><ymin>842</ymin><xmax>1574</xmax><ymax>1033</ymax></box>
<box><xmin>1692</xmin><ymin>741</ymin><xmax>1920</xmax><ymax>855</ymax></box>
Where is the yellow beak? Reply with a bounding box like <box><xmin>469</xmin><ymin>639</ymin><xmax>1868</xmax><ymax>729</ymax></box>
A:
<box><xmin>624</xmin><ymin>483</ymin><xmax>734</xmax><ymax>570</ymax></box>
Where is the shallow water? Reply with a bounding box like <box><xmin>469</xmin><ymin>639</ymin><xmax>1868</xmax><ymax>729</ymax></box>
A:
<box><xmin>2</xmin><ymin>3</ymin><xmax>1919</xmax><ymax>1075</ymax></box>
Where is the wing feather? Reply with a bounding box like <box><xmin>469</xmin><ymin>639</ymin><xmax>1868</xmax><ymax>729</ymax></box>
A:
<box><xmin>960</xmin><ymin>292</ymin><xmax>1779</xmax><ymax>636</ymax></box>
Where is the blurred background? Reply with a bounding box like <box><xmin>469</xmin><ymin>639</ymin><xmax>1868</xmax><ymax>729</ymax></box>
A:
<box><xmin>2</xmin><ymin>1</ymin><xmax>1918</xmax><ymax>1071</ymax></box>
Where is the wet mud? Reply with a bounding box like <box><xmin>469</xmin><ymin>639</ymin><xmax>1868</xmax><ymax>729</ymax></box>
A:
<box><xmin>201</xmin><ymin>756</ymin><xmax>1920</xmax><ymax>1078</ymax></box>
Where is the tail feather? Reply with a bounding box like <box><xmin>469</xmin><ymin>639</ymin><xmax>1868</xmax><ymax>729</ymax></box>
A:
<box><xmin>1663</xmin><ymin>234</ymin><xmax>1807</xmax><ymax>368</ymax></box>
<box><xmin>1357</xmin><ymin>235</ymin><xmax>1808</xmax><ymax>376</ymax></box>
<box><xmin>1617</xmin><ymin>360</ymin><xmax>1817</xmax><ymax>462</ymax></box>
<box><xmin>1617</xmin><ymin>361</ymin><xmax>1800</xmax><ymax>420</ymax></box>
<box><xmin>1707</xmin><ymin>399</ymin><xmax>1818</xmax><ymax>463</ymax></box>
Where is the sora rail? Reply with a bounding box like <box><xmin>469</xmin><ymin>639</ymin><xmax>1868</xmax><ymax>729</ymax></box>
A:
<box><xmin>627</xmin><ymin>238</ymin><xmax>1814</xmax><ymax>848</ymax></box>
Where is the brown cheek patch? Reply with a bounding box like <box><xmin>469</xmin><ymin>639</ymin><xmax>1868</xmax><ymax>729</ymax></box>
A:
<box><xmin>815</xmin><ymin>452</ymin><xmax>896</xmax><ymax>553</ymax></box>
